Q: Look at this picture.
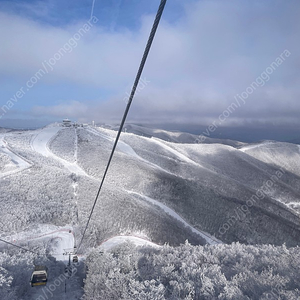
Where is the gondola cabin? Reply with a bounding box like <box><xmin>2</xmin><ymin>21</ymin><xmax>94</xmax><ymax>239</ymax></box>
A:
<box><xmin>73</xmin><ymin>255</ymin><xmax>78</xmax><ymax>263</ymax></box>
<box><xmin>30</xmin><ymin>265</ymin><xmax>48</xmax><ymax>287</ymax></box>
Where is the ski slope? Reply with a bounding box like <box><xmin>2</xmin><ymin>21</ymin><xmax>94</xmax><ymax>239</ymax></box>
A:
<box><xmin>31</xmin><ymin>125</ymin><xmax>89</xmax><ymax>176</ymax></box>
<box><xmin>99</xmin><ymin>235</ymin><xmax>161</xmax><ymax>251</ymax></box>
<box><xmin>128</xmin><ymin>191</ymin><xmax>222</xmax><ymax>245</ymax></box>
<box><xmin>151</xmin><ymin>138</ymin><xmax>198</xmax><ymax>165</ymax></box>
<box><xmin>3</xmin><ymin>124</ymin><xmax>300</xmax><ymax>300</ymax></box>
<box><xmin>89</xmin><ymin>126</ymin><xmax>177</xmax><ymax>174</ymax></box>
<box><xmin>239</xmin><ymin>141</ymin><xmax>274</xmax><ymax>152</ymax></box>
<box><xmin>0</xmin><ymin>225</ymin><xmax>75</xmax><ymax>262</ymax></box>
<box><xmin>0</xmin><ymin>135</ymin><xmax>31</xmax><ymax>178</ymax></box>
<box><xmin>87</xmin><ymin>127</ymin><xmax>140</xmax><ymax>159</ymax></box>
<box><xmin>18</xmin><ymin>225</ymin><xmax>82</xmax><ymax>300</ymax></box>
<box><xmin>48</xmin><ymin>231</ymin><xmax>75</xmax><ymax>262</ymax></box>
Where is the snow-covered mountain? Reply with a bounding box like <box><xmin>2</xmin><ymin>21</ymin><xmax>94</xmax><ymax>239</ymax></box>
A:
<box><xmin>110</xmin><ymin>123</ymin><xmax>245</xmax><ymax>147</ymax></box>
<box><xmin>0</xmin><ymin>123</ymin><xmax>300</xmax><ymax>299</ymax></box>
<box><xmin>1</xmin><ymin>123</ymin><xmax>300</xmax><ymax>245</ymax></box>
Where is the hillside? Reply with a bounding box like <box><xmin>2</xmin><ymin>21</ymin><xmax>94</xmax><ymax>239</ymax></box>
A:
<box><xmin>109</xmin><ymin>124</ymin><xmax>245</xmax><ymax>147</ymax></box>
<box><xmin>0</xmin><ymin>123</ymin><xmax>300</xmax><ymax>299</ymax></box>
<box><xmin>1</xmin><ymin>124</ymin><xmax>300</xmax><ymax>246</ymax></box>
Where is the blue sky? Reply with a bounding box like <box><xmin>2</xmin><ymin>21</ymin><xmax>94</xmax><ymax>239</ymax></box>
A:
<box><xmin>0</xmin><ymin>0</ymin><xmax>300</xmax><ymax>138</ymax></box>
<box><xmin>0</xmin><ymin>0</ymin><xmax>185</xmax><ymax>29</ymax></box>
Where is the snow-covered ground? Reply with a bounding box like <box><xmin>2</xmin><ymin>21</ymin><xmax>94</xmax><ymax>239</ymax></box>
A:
<box><xmin>0</xmin><ymin>224</ymin><xmax>75</xmax><ymax>263</ymax></box>
<box><xmin>0</xmin><ymin>135</ymin><xmax>31</xmax><ymax>178</ymax></box>
<box><xmin>47</xmin><ymin>230</ymin><xmax>75</xmax><ymax>262</ymax></box>
<box><xmin>89</xmin><ymin>126</ymin><xmax>177</xmax><ymax>174</ymax></box>
<box><xmin>31</xmin><ymin>126</ymin><xmax>62</xmax><ymax>156</ymax></box>
<box><xmin>151</xmin><ymin>138</ymin><xmax>198</xmax><ymax>165</ymax></box>
<box><xmin>129</xmin><ymin>191</ymin><xmax>222</xmax><ymax>245</ymax></box>
<box><xmin>287</xmin><ymin>202</ymin><xmax>300</xmax><ymax>209</ymax></box>
<box><xmin>88</xmin><ymin>126</ymin><xmax>143</xmax><ymax>160</ymax></box>
<box><xmin>240</xmin><ymin>140</ymin><xmax>300</xmax><ymax>179</ymax></box>
<box><xmin>99</xmin><ymin>235</ymin><xmax>161</xmax><ymax>251</ymax></box>
<box><xmin>31</xmin><ymin>125</ymin><xmax>89</xmax><ymax>177</ymax></box>
<box><xmin>0</xmin><ymin>225</ymin><xmax>82</xmax><ymax>300</ymax></box>
<box><xmin>1</xmin><ymin>124</ymin><xmax>300</xmax><ymax>300</ymax></box>
<box><xmin>239</xmin><ymin>141</ymin><xmax>274</xmax><ymax>152</ymax></box>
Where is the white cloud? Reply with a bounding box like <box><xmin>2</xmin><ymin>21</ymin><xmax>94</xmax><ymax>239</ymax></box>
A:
<box><xmin>1</xmin><ymin>0</ymin><xmax>300</xmax><ymax>127</ymax></box>
<box><xmin>32</xmin><ymin>101</ymin><xmax>88</xmax><ymax>119</ymax></box>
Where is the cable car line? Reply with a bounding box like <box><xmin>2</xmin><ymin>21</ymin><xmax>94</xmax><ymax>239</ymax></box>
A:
<box><xmin>0</xmin><ymin>238</ymin><xmax>78</xmax><ymax>288</ymax></box>
<box><xmin>77</xmin><ymin>0</ymin><xmax>168</xmax><ymax>252</ymax></box>
<box><xmin>0</xmin><ymin>237</ymin><xmax>39</xmax><ymax>255</ymax></box>
<box><xmin>1</xmin><ymin>3</ymin><xmax>167</xmax><ymax>290</ymax></box>
<box><xmin>0</xmin><ymin>238</ymin><xmax>71</xmax><ymax>257</ymax></box>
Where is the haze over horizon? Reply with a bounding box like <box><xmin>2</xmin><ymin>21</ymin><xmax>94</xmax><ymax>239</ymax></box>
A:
<box><xmin>1</xmin><ymin>0</ymin><xmax>299</xmax><ymax>142</ymax></box>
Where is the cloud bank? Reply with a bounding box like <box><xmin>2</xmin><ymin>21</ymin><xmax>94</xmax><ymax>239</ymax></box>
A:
<box><xmin>0</xmin><ymin>0</ymin><xmax>299</xmax><ymax>130</ymax></box>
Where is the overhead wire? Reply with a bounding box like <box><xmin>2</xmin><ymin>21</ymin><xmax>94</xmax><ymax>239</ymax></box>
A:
<box><xmin>0</xmin><ymin>0</ymin><xmax>100</xmax><ymax>261</ymax></box>
<box><xmin>0</xmin><ymin>237</ymin><xmax>75</xmax><ymax>260</ymax></box>
<box><xmin>0</xmin><ymin>238</ymin><xmax>39</xmax><ymax>255</ymax></box>
<box><xmin>77</xmin><ymin>0</ymin><xmax>168</xmax><ymax>252</ymax></box>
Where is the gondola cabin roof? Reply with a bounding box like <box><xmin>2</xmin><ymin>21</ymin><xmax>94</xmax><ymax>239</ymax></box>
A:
<box><xmin>30</xmin><ymin>266</ymin><xmax>48</xmax><ymax>287</ymax></box>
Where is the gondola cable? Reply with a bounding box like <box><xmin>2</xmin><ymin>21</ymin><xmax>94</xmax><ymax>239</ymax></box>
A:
<box><xmin>0</xmin><ymin>237</ymin><xmax>74</xmax><ymax>287</ymax></box>
<box><xmin>0</xmin><ymin>237</ymin><xmax>39</xmax><ymax>255</ymax></box>
<box><xmin>77</xmin><ymin>0</ymin><xmax>168</xmax><ymax>252</ymax></box>
<box><xmin>0</xmin><ymin>238</ymin><xmax>68</xmax><ymax>257</ymax></box>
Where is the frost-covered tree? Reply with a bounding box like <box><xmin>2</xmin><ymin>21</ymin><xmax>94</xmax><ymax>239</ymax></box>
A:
<box><xmin>83</xmin><ymin>242</ymin><xmax>300</xmax><ymax>300</ymax></box>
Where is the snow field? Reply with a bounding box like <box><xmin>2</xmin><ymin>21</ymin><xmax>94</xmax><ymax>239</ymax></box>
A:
<box><xmin>0</xmin><ymin>135</ymin><xmax>31</xmax><ymax>178</ymax></box>
<box><xmin>48</xmin><ymin>128</ymin><xmax>77</xmax><ymax>163</ymax></box>
<box><xmin>1</xmin><ymin>124</ymin><xmax>300</xmax><ymax>299</ymax></box>
<box><xmin>128</xmin><ymin>191</ymin><xmax>222</xmax><ymax>245</ymax></box>
<box><xmin>99</xmin><ymin>235</ymin><xmax>161</xmax><ymax>251</ymax></box>
<box><xmin>31</xmin><ymin>125</ymin><xmax>90</xmax><ymax>176</ymax></box>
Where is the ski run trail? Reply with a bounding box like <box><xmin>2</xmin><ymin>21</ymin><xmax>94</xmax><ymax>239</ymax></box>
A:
<box><xmin>87</xmin><ymin>126</ymin><xmax>140</xmax><ymax>159</ymax></box>
<box><xmin>1</xmin><ymin>225</ymin><xmax>75</xmax><ymax>261</ymax></box>
<box><xmin>239</xmin><ymin>141</ymin><xmax>274</xmax><ymax>152</ymax></box>
<box><xmin>1</xmin><ymin>125</ymin><xmax>225</xmax><ymax>299</ymax></box>
<box><xmin>128</xmin><ymin>191</ymin><xmax>222</xmax><ymax>245</ymax></box>
<box><xmin>31</xmin><ymin>125</ymin><xmax>88</xmax><ymax>177</ymax></box>
<box><xmin>5</xmin><ymin>125</ymin><xmax>222</xmax><ymax>253</ymax></box>
<box><xmin>0</xmin><ymin>135</ymin><xmax>31</xmax><ymax>178</ymax></box>
<box><xmin>86</xmin><ymin>127</ymin><xmax>173</xmax><ymax>174</ymax></box>
<box><xmin>99</xmin><ymin>235</ymin><xmax>161</xmax><ymax>251</ymax></box>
